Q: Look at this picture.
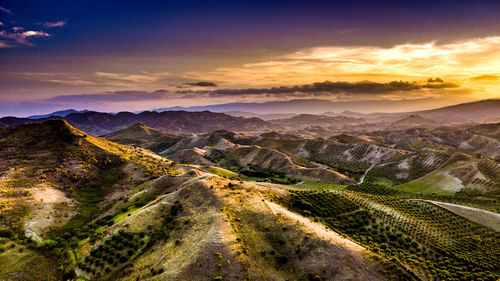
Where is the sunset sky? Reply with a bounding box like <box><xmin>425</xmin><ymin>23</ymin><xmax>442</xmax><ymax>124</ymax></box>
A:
<box><xmin>1</xmin><ymin>0</ymin><xmax>500</xmax><ymax>116</ymax></box>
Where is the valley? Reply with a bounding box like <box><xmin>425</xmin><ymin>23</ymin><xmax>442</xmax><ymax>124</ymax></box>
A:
<box><xmin>2</xmin><ymin>2</ymin><xmax>500</xmax><ymax>280</ymax></box>
<box><xmin>0</xmin><ymin>104</ymin><xmax>499</xmax><ymax>281</ymax></box>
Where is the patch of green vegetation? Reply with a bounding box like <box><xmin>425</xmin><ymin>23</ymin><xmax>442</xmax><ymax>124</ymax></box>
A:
<box><xmin>256</xmin><ymin>177</ymin><xmax>299</xmax><ymax>185</ymax></box>
<box><xmin>5</xmin><ymin>176</ymin><xmax>39</xmax><ymax>188</ymax></box>
<box><xmin>228</xmin><ymin>164</ymin><xmax>300</xmax><ymax>185</ymax></box>
<box><xmin>292</xmin><ymin>180</ymin><xmax>345</xmax><ymax>190</ymax></box>
<box><xmin>113</xmin><ymin>206</ymin><xmax>140</xmax><ymax>223</ymax></box>
<box><xmin>237</xmin><ymin>165</ymin><xmax>285</xmax><ymax>178</ymax></box>
<box><xmin>0</xmin><ymin>243</ymin><xmax>61</xmax><ymax>280</ymax></box>
<box><xmin>130</xmin><ymin>179</ymin><xmax>155</xmax><ymax>195</ymax></box>
<box><xmin>347</xmin><ymin>183</ymin><xmax>403</xmax><ymax>196</ymax></box>
<box><xmin>206</xmin><ymin>166</ymin><xmax>240</xmax><ymax>180</ymax></box>
<box><xmin>394</xmin><ymin>173</ymin><xmax>454</xmax><ymax>195</ymax></box>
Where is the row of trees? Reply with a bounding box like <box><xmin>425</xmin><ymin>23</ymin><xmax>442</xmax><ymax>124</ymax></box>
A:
<box><xmin>288</xmin><ymin>189</ymin><xmax>499</xmax><ymax>280</ymax></box>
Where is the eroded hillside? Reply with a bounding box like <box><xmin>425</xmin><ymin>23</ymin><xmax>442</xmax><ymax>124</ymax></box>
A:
<box><xmin>1</xmin><ymin>119</ymin><xmax>498</xmax><ymax>281</ymax></box>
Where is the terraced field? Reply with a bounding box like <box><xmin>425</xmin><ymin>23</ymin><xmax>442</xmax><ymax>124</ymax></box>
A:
<box><xmin>365</xmin><ymin>149</ymin><xmax>452</xmax><ymax>186</ymax></box>
<box><xmin>287</xmin><ymin>188</ymin><xmax>500</xmax><ymax>281</ymax></box>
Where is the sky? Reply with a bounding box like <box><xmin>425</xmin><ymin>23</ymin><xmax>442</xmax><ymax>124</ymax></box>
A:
<box><xmin>1</xmin><ymin>0</ymin><xmax>500</xmax><ymax>116</ymax></box>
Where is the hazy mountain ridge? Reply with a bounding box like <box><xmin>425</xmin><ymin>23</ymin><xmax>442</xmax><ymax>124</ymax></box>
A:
<box><xmin>3</xmin><ymin>99</ymin><xmax>500</xmax><ymax>138</ymax></box>
<box><xmin>27</xmin><ymin>109</ymin><xmax>89</xmax><ymax>120</ymax></box>
<box><xmin>152</xmin><ymin>98</ymin><xmax>457</xmax><ymax>115</ymax></box>
<box><xmin>152</xmin><ymin>98</ymin><xmax>500</xmax><ymax>122</ymax></box>
<box><xmin>0</xmin><ymin>110</ymin><xmax>274</xmax><ymax>135</ymax></box>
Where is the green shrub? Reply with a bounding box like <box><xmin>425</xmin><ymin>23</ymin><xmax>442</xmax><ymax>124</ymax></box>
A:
<box><xmin>37</xmin><ymin>239</ymin><xmax>59</xmax><ymax>250</ymax></box>
<box><xmin>0</xmin><ymin>228</ymin><xmax>13</xmax><ymax>238</ymax></box>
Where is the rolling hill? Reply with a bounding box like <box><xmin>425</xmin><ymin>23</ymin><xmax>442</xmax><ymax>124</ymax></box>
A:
<box><xmin>0</xmin><ymin>118</ymin><xmax>498</xmax><ymax>281</ymax></box>
<box><xmin>388</xmin><ymin>115</ymin><xmax>437</xmax><ymax>129</ymax></box>
<box><xmin>103</xmin><ymin>123</ymin><xmax>185</xmax><ymax>153</ymax></box>
<box><xmin>417</xmin><ymin>99</ymin><xmax>500</xmax><ymax>123</ymax></box>
<box><xmin>0</xmin><ymin>119</ymin><xmax>179</xmax><ymax>280</ymax></box>
<box><xmin>0</xmin><ymin>120</ymin><xmax>392</xmax><ymax>281</ymax></box>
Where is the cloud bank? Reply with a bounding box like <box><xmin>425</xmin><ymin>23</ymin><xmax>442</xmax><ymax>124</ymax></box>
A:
<box><xmin>18</xmin><ymin>79</ymin><xmax>459</xmax><ymax>109</ymax></box>
<box><xmin>184</xmin><ymin>81</ymin><xmax>218</xmax><ymax>87</ymax></box>
<box><xmin>183</xmin><ymin>36</ymin><xmax>500</xmax><ymax>90</ymax></box>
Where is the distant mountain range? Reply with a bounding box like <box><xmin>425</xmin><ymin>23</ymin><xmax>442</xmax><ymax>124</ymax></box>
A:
<box><xmin>0</xmin><ymin>111</ymin><xmax>274</xmax><ymax>135</ymax></box>
<box><xmin>223</xmin><ymin>111</ymin><xmax>298</xmax><ymax>120</ymax></box>
<box><xmin>2</xmin><ymin>99</ymin><xmax>500</xmax><ymax>136</ymax></box>
<box><xmin>153</xmin><ymin>98</ymin><xmax>500</xmax><ymax>123</ymax></box>
<box><xmin>153</xmin><ymin>98</ymin><xmax>463</xmax><ymax>114</ymax></box>
<box><xmin>27</xmin><ymin>109</ymin><xmax>89</xmax><ymax>119</ymax></box>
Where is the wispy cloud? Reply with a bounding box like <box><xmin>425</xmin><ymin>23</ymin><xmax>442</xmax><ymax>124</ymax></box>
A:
<box><xmin>22</xmin><ymin>30</ymin><xmax>50</xmax><ymax>37</ymax></box>
<box><xmin>46</xmin><ymin>79</ymin><xmax>98</xmax><ymax>86</ymax></box>
<box><xmin>0</xmin><ymin>41</ymin><xmax>12</xmax><ymax>48</ymax></box>
<box><xmin>43</xmin><ymin>20</ymin><xmax>67</xmax><ymax>28</ymax></box>
<box><xmin>470</xmin><ymin>74</ymin><xmax>500</xmax><ymax>81</ymax></box>
<box><xmin>94</xmin><ymin>72</ymin><xmax>168</xmax><ymax>83</ymax></box>
<box><xmin>47</xmin><ymin>90</ymin><xmax>172</xmax><ymax>103</ymax></box>
<box><xmin>0</xmin><ymin>8</ymin><xmax>62</xmax><ymax>48</ymax></box>
<box><xmin>0</xmin><ymin>6</ymin><xmax>12</xmax><ymax>15</ymax></box>
<box><xmin>0</xmin><ymin>29</ymin><xmax>51</xmax><ymax>47</ymax></box>
<box><xmin>7</xmin><ymin>71</ymin><xmax>172</xmax><ymax>88</ymax></box>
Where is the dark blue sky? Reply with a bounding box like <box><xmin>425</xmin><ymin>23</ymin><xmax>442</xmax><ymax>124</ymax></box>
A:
<box><xmin>2</xmin><ymin>0</ymin><xmax>499</xmax><ymax>55</ymax></box>
<box><xmin>1</xmin><ymin>0</ymin><xmax>500</xmax><ymax>116</ymax></box>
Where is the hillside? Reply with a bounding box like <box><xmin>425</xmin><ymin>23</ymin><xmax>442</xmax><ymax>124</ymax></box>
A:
<box><xmin>0</xmin><ymin>120</ymin><xmax>390</xmax><ymax>281</ymax></box>
<box><xmin>417</xmin><ymin>99</ymin><xmax>500</xmax><ymax>123</ymax></box>
<box><xmin>100</xmin><ymin>123</ymin><xmax>500</xmax><ymax>193</ymax></box>
<box><xmin>469</xmin><ymin>122</ymin><xmax>500</xmax><ymax>139</ymax></box>
<box><xmin>389</xmin><ymin>115</ymin><xmax>437</xmax><ymax>129</ymax></box>
<box><xmin>157</xmin><ymin>130</ymin><xmax>405</xmax><ymax>183</ymax></box>
<box><xmin>165</xmin><ymin>136</ymin><xmax>354</xmax><ymax>185</ymax></box>
<box><xmin>271</xmin><ymin>114</ymin><xmax>365</xmax><ymax>126</ymax></box>
<box><xmin>371</xmin><ymin>126</ymin><xmax>500</xmax><ymax>160</ymax></box>
<box><xmin>103</xmin><ymin>123</ymin><xmax>185</xmax><ymax>153</ymax></box>
<box><xmin>81</xmin><ymin>171</ymin><xmax>387</xmax><ymax>281</ymax></box>
<box><xmin>0</xmin><ymin>120</ymin><xmax>179</xmax><ymax>280</ymax></box>
<box><xmin>105</xmin><ymin>123</ymin><xmax>170</xmax><ymax>141</ymax></box>
<box><xmin>0</xmin><ymin>119</ymin><xmax>498</xmax><ymax>281</ymax></box>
